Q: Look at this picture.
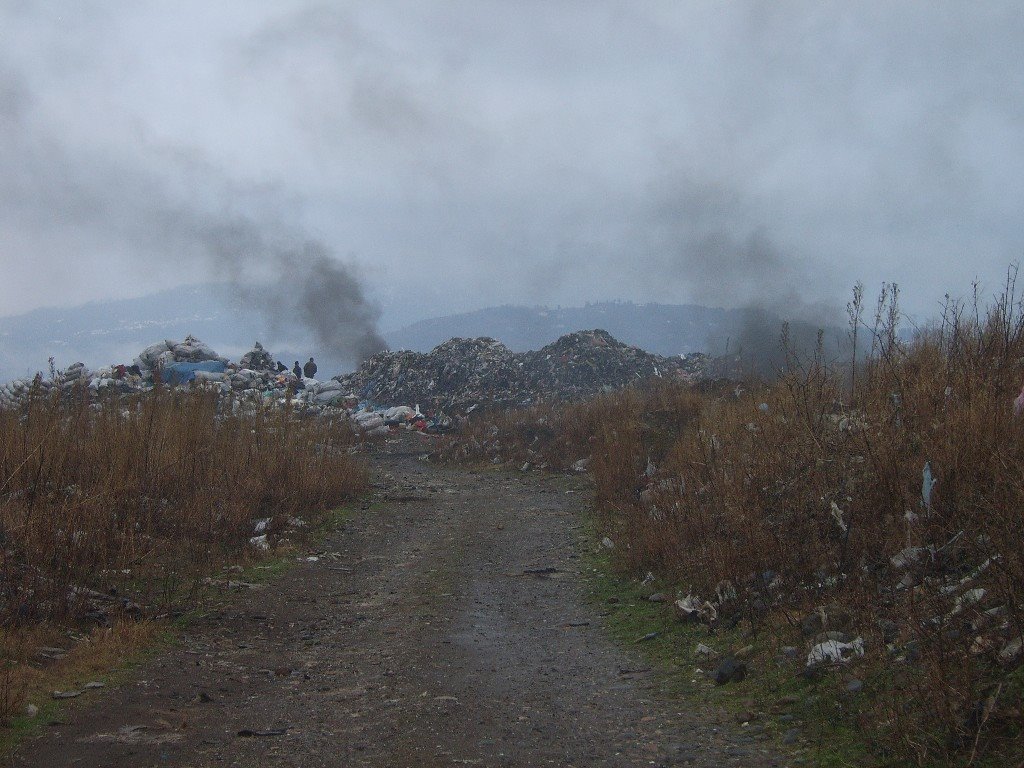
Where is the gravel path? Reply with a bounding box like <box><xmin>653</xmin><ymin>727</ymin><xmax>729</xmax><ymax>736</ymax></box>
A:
<box><xmin>11</xmin><ymin>435</ymin><xmax>784</xmax><ymax>767</ymax></box>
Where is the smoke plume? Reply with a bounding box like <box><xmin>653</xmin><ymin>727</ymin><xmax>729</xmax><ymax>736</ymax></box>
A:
<box><xmin>4</xmin><ymin>3</ymin><xmax>1023</xmax><ymax>356</ymax></box>
<box><xmin>0</xmin><ymin>54</ymin><xmax>385</xmax><ymax>367</ymax></box>
<box><xmin>202</xmin><ymin>221</ymin><xmax>386</xmax><ymax>363</ymax></box>
<box><xmin>637</xmin><ymin>176</ymin><xmax>849</xmax><ymax>375</ymax></box>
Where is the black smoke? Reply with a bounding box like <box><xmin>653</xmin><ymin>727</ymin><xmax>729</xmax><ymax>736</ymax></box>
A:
<box><xmin>637</xmin><ymin>177</ymin><xmax>849</xmax><ymax>376</ymax></box>
<box><xmin>202</xmin><ymin>221</ymin><xmax>386</xmax><ymax>363</ymax></box>
<box><xmin>0</xmin><ymin>55</ymin><xmax>385</xmax><ymax>367</ymax></box>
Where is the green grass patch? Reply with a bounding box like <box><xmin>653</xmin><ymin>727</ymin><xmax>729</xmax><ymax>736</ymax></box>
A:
<box><xmin>583</xmin><ymin>544</ymin><xmax>876</xmax><ymax>767</ymax></box>
<box><xmin>0</xmin><ymin>622</ymin><xmax>168</xmax><ymax>760</ymax></box>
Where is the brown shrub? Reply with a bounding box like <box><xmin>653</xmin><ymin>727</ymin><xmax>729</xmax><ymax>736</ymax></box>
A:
<box><xmin>441</xmin><ymin>278</ymin><xmax>1024</xmax><ymax>763</ymax></box>
<box><xmin>0</xmin><ymin>386</ymin><xmax>366</xmax><ymax>721</ymax></box>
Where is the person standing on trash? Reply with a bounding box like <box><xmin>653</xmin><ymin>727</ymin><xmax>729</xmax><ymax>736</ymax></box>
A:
<box><xmin>303</xmin><ymin>357</ymin><xmax>318</xmax><ymax>379</ymax></box>
<box><xmin>292</xmin><ymin>361</ymin><xmax>302</xmax><ymax>379</ymax></box>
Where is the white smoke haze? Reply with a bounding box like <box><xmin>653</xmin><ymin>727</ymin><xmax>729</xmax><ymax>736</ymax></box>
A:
<box><xmin>1</xmin><ymin>2</ymin><xmax>1022</xmax><ymax>359</ymax></box>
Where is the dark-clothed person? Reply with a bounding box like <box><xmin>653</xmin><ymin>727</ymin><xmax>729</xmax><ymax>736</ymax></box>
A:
<box><xmin>303</xmin><ymin>357</ymin><xmax>318</xmax><ymax>378</ymax></box>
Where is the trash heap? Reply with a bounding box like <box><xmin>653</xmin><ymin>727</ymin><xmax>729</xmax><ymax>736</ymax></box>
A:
<box><xmin>338</xmin><ymin>337</ymin><xmax>526</xmax><ymax>417</ymax></box>
<box><xmin>0</xmin><ymin>338</ymin><xmax>280</xmax><ymax>409</ymax></box>
<box><xmin>0</xmin><ymin>336</ymin><xmax>416</xmax><ymax>436</ymax></box>
<box><xmin>1</xmin><ymin>329</ymin><xmax>709</xmax><ymax>434</ymax></box>
<box><xmin>0</xmin><ymin>360</ymin><xmax>140</xmax><ymax>406</ymax></box>
<box><xmin>334</xmin><ymin>329</ymin><xmax>697</xmax><ymax>417</ymax></box>
<box><xmin>135</xmin><ymin>335</ymin><xmax>227</xmax><ymax>370</ymax></box>
<box><xmin>238</xmin><ymin>341</ymin><xmax>276</xmax><ymax>371</ymax></box>
<box><xmin>521</xmin><ymin>329</ymin><xmax>671</xmax><ymax>400</ymax></box>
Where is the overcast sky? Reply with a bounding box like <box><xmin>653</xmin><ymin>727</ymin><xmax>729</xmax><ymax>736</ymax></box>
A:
<box><xmin>1</xmin><ymin>1</ymin><xmax>1022</xmax><ymax>329</ymax></box>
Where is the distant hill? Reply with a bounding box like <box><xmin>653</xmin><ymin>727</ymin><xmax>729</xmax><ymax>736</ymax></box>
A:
<box><xmin>384</xmin><ymin>302</ymin><xmax>746</xmax><ymax>356</ymax></box>
<box><xmin>0</xmin><ymin>284</ymin><xmax>327</xmax><ymax>381</ymax></box>
<box><xmin>0</xmin><ymin>289</ymin><xmax>848</xmax><ymax>383</ymax></box>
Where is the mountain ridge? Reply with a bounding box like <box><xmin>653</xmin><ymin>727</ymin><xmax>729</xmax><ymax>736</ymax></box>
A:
<box><xmin>1</xmin><ymin>286</ymin><xmax>830</xmax><ymax>381</ymax></box>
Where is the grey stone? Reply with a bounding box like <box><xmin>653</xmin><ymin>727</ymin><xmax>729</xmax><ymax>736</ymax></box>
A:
<box><xmin>714</xmin><ymin>656</ymin><xmax>747</xmax><ymax>685</ymax></box>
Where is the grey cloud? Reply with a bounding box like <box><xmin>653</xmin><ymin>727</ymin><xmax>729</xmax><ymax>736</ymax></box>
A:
<box><xmin>0</xmin><ymin>66</ymin><xmax>30</xmax><ymax>126</ymax></box>
<box><xmin>0</xmin><ymin>49</ymin><xmax>384</xmax><ymax>365</ymax></box>
<box><xmin>199</xmin><ymin>219</ymin><xmax>385</xmax><ymax>363</ymax></box>
<box><xmin>0</xmin><ymin>1</ymin><xmax>1022</xmax><ymax>346</ymax></box>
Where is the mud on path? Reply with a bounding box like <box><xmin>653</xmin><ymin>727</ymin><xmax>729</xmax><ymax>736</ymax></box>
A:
<box><xmin>11</xmin><ymin>434</ymin><xmax>783</xmax><ymax>767</ymax></box>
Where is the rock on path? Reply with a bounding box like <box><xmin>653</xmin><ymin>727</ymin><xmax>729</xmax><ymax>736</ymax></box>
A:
<box><xmin>10</xmin><ymin>434</ymin><xmax>782</xmax><ymax>767</ymax></box>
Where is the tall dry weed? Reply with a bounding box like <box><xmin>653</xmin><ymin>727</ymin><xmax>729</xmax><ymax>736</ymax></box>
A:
<box><xmin>0</xmin><ymin>385</ymin><xmax>366</xmax><ymax>721</ymax></box>
<box><xmin>443</xmin><ymin>275</ymin><xmax>1024</xmax><ymax>762</ymax></box>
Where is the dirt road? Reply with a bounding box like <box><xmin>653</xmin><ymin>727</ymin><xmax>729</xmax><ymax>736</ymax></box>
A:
<box><xmin>11</xmin><ymin>435</ymin><xmax>783</xmax><ymax>767</ymax></box>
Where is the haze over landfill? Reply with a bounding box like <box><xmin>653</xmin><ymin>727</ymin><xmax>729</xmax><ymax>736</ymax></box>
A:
<box><xmin>6</xmin><ymin>6</ymin><xmax>1024</xmax><ymax>766</ymax></box>
<box><xmin>2</xmin><ymin>2</ymin><xmax>1023</xmax><ymax>365</ymax></box>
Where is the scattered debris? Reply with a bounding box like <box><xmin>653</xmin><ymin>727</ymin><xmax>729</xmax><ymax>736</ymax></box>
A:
<box><xmin>998</xmin><ymin>636</ymin><xmax>1023</xmax><ymax>664</ymax></box>
<box><xmin>806</xmin><ymin>637</ymin><xmax>865</xmax><ymax>668</ymax></box>
<box><xmin>891</xmin><ymin>546</ymin><xmax>931</xmax><ymax>570</ymax></box>
<box><xmin>949</xmin><ymin>588</ymin><xmax>987</xmax><ymax>617</ymax></box>
<box><xmin>673</xmin><ymin>595</ymin><xmax>717</xmax><ymax>624</ymax></box>
<box><xmin>829</xmin><ymin>502</ymin><xmax>848</xmax><ymax>533</ymax></box>
<box><xmin>694</xmin><ymin>643</ymin><xmax>718</xmax><ymax>658</ymax></box>
<box><xmin>51</xmin><ymin>690</ymin><xmax>84</xmax><ymax>699</ymax></box>
<box><xmin>733</xmin><ymin>645</ymin><xmax>755</xmax><ymax>660</ymax></box>
<box><xmin>921</xmin><ymin>462</ymin><xmax>936</xmax><ymax>513</ymax></box>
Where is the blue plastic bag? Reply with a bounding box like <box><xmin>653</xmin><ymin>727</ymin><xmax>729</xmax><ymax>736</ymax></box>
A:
<box><xmin>161</xmin><ymin>360</ymin><xmax>226</xmax><ymax>385</ymax></box>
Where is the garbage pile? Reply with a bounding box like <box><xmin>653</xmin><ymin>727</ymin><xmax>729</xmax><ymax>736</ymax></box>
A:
<box><xmin>0</xmin><ymin>336</ymin><xmax>429</xmax><ymax>437</ymax></box>
<box><xmin>0</xmin><ymin>360</ymin><xmax>141</xmax><ymax>407</ymax></box>
<box><xmin>334</xmin><ymin>329</ymin><xmax>699</xmax><ymax>417</ymax></box>
<box><xmin>135</xmin><ymin>335</ymin><xmax>227</xmax><ymax>370</ymax></box>
<box><xmin>1</xmin><ymin>329</ymin><xmax>710</xmax><ymax>434</ymax></box>
<box><xmin>521</xmin><ymin>329</ymin><xmax>674</xmax><ymax>400</ymax></box>
<box><xmin>337</xmin><ymin>337</ymin><xmax>526</xmax><ymax>417</ymax></box>
<box><xmin>238</xmin><ymin>341</ymin><xmax>276</xmax><ymax>372</ymax></box>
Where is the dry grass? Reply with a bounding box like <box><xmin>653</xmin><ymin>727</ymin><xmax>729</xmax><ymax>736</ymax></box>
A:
<box><xmin>440</xmin><ymin>278</ymin><xmax>1024</xmax><ymax>765</ymax></box>
<box><xmin>0</xmin><ymin>385</ymin><xmax>367</xmax><ymax>722</ymax></box>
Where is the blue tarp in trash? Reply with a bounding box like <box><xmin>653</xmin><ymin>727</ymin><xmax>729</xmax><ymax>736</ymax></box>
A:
<box><xmin>161</xmin><ymin>360</ymin><xmax>226</xmax><ymax>384</ymax></box>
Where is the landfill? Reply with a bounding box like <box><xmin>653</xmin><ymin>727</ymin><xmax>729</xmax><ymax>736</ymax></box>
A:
<box><xmin>335</xmin><ymin>329</ymin><xmax>708</xmax><ymax>419</ymax></box>
<box><xmin>0</xmin><ymin>336</ymin><xmax>382</xmax><ymax>432</ymax></box>
<box><xmin>0</xmin><ymin>329</ymin><xmax>709</xmax><ymax>434</ymax></box>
